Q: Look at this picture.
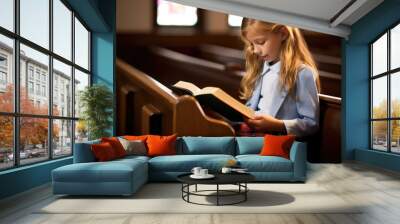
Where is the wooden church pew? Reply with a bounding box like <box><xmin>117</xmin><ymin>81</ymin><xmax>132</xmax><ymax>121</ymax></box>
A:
<box><xmin>116</xmin><ymin>58</ymin><xmax>235</xmax><ymax>137</ymax></box>
<box><xmin>146</xmin><ymin>46</ymin><xmax>245</xmax><ymax>101</ymax></box>
<box><xmin>172</xmin><ymin>44</ymin><xmax>342</xmax><ymax>97</ymax></box>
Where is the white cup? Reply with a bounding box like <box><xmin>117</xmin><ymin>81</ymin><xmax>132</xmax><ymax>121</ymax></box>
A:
<box><xmin>191</xmin><ymin>167</ymin><xmax>202</xmax><ymax>176</ymax></box>
<box><xmin>200</xmin><ymin>169</ymin><xmax>208</xmax><ymax>176</ymax></box>
<box><xmin>221</xmin><ymin>167</ymin><xmax>232</xmax><ymax>174</ymax></box>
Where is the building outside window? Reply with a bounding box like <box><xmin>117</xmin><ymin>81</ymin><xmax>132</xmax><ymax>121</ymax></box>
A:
<box><xmin>28</xmin><ymin>67</ymin><xmax>34</xmax><ymax>80</ymax></box>
<box><xmin>0</xmin><ymin>54</ymin><xmax>7</xmax><ymax>90</ymax></box>
<box><xmin>28</xmin><ymin>81</ymin><xmax>34</xmax><ymax>94</ymax></box>
<box><xmin>0</xmin><ymin>0</ymin><xmax>92</xmax><ymax>170</ymax></box>
<box><xmin>0</xmin><ymin>71</ymin><xmax>7</xmax><ymax>86</ymax></box>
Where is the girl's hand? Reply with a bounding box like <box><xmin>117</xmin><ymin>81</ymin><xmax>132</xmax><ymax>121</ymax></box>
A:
<box><xmin>246</xmin><ymin>114</ymin><xmax>286</xmax><ymax>132</ymax></box>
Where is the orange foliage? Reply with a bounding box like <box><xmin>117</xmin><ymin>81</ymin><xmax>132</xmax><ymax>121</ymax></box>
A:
<box><xmin>0</xmin><ymin>84</ymin><xmax>59</xmax><ymax>149</ymax></box>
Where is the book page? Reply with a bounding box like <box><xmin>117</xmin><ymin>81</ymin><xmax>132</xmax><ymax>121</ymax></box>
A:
<box><xmin>200</xmin><ymin>87</ymin><xmax>255</xmax><ymax>119</ymax></box>
<box><xmin>172</xmin><ymin>81</ymin><xmax>202</xmax><ymax>95</ymax></box>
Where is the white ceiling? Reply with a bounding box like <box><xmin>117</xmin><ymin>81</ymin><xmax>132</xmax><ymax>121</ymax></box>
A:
<box><xmin>168</xmin><ymin>0</ymin><xmax>384</xmax><ymax>38</ymax></box>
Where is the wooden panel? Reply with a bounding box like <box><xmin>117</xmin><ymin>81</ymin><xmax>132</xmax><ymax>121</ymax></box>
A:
<box><xmin>116</xmin><ymin>58</ymin><xmax>235</xmax><ymax>137</ymax></box>
<box><xmin>306</xmin><ymin>94</ymin><xmax>342</xmax><ymax>163</ymax></box>
<box><xmin>141</xmin><ymin>104</ymin><xmax>162</xmax><ymax>135</ymax></box>
<box><xmin>117</xmin><ymin>31</ymin><xmax>341</xmax><ymax>57</ymax></box>
<box><xmin>147</xmin><ymin>46</ymin><xmax>244</xmax><ymax>100</ymax></box>
<box><xmin>174</xmin><ymin>95</ymin><xmax>235</xmax><ymax>136</ymax></box>
<box><xmin>319</xmin><ymin>94</ymin><xmax>342</xmax><ymax>163</ymax></box>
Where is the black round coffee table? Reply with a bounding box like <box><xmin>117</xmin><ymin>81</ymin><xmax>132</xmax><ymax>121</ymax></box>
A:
<box><xmin>177</xmin><ymin>172</ymin><xmax>255</xmax><ymax>206</ymax></box>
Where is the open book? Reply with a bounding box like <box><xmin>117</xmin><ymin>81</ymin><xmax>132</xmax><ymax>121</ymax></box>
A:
<box><xmin>171</xmin><ymin>81</ymin><xmax>255</xmax><ymax>122</ymax></box>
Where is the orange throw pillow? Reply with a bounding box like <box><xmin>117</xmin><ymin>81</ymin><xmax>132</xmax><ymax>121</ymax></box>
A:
<box><xmin>146</xmin><ymin>134</ymin><xmax>177</xmax><ymax>157</ymax></box>
<box><xmin>91</xmin><ymin>142</ymin><xmax>117</xmax><ymax>161</ymax></box>
<box><xmin>123</xmin><ymin>135</ymin><xmax>148</xmax><ymax>141</ymax></box>
<box><xmin>260</xmin><ymin>134</ymin><xmax>296</xmax><ymax>159</ymax></box>
<box><xmin>101</xmin><ymin>137</ymin><xmax>126</xmax><ymax>158</ymax></box>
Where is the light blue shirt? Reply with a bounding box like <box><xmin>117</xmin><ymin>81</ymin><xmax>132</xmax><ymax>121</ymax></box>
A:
<box><xmin>257</xmin><ymin>60</ymin><xmax>282</xmax><ymax>116</ymax></box>
<box><xmin>245</xmin><ymin>61</ymin><xmax>320</xmax><ymax>137</ymax></box>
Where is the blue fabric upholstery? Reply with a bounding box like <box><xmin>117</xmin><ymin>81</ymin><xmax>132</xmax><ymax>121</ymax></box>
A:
<box><xmin>52</xmin><ymin>158</ymin><xmax>148</xmax><ymax>195</ymax></box>
<box><xmin>73</xmin><ymin>139</ymin><xmax>100</xmax><ymax>163</ymax></box>
<box><xmin>53</xmin><ymin>136</ymin><xmax>307</xmax><ymax>196</ymax></box>
<box><xmin>235</xmin><ymin>137</ymin><xmax>264</xmax><ymax>155</ymax></box>
<box><xmin>290</xmin><ymin>141</ymin><xmax>307</xmax><ymax>181</ymax></box>
<box><xmin>179</xmin><ymin>136</ymin><xmax>235</xmax><ymax>155</ymax></box>
<box><xmin>149</xmin><ymin>154</ymin><xmax>234</xmax><ymax>172</ymax></box>
<box><xmin>236</xmin><ymin>155</ymin><xmax>293</xmax><ymax>172</ymax></box>
<box><xmin>116</xmin><ymin>155</ymin><xmax>150</xmax><ymax>163</ymax></box>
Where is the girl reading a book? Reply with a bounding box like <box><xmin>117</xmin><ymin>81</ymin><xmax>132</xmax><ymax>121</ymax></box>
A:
<box><xmin>239</xmin><ymin>18</ymin><xmax>320</xmax><ymax>138</ymax></box>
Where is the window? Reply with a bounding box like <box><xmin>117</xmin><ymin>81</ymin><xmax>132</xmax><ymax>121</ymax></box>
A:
<box><xmin>0</xmin><ymin>116</ymin><xmax>13</xmax><ymax>170</ymax></box>
<box><xmin>74</xmin><ymin>69</ymin><xmax>89</xmax><ymax>118</ymax></box>
<box><xmin>0</xmin><ymin>55</ymin><xmax>7</xmax><ymax>67</ymax></box>
<box><xmin>35</xmin><ymin>84</ymin><xmax>40</xmax><ymax>96</ymax></box>
<box><xmin>0</xmin><ymin>0</ymin><xmax>14</xmax><ymax>32</ymax></box>
<box><xmin>28</xmin><ymin>81</ymin><xmax>34</xmax><ymax>94</ymax></box>
<box><xmin>28</xmin><ymin>67</ymin><xmax>34</xmax><ymax>80</ymax></box>
<box><xmin>156</xmin><ymin>0</ymin><xmax>198</xmax><ymax>26</ymax></box>
<box><xmin>74</xmin><ymin>18</ymin><xmax>89</xmax><ymax>70</ymax></box>
<box><xmin>52</xmin><ymin>119</ymin><xmax>72</xmax><ymax>158</ymax></box>
<box><xmin>20</xmin><ymin>0</ymin><xmax>49</xmax><ymax>49</ymax></box>
<box><xmin>35</xmin><ymin>70</ymin><xmax>40</xmax><ymax>81</ymax></box>
<box><xmin>53</xmin><ymin>59</ymin><xmax>72</xmax><ymax>117</ymax></box>
<box><xmin>0</xmin><ymin>53</ymin><xmax>8</xmax><ymax>90</ymax></box>
<box><xmin>391</xmin><ymin>24</ymin><xmax>400</xmax><ymax>70</ymax></box>
<box><xmin>228</xmin><ymin>15</ymin><xmax>243</xmax><ymax>27</ymax></box>
<box><xmin>370</xmin><ymin>23</ymin><xmax>400</xmax><ymax>154</ymax></box>
<box><xmin>20</xmin><ymin>44</ymin><xmax>50</xmax><ymax>116</ymax></box>
<box><xmin>0</xmin><ymin>34</ymin><xmax>14</xmax><ymax>113</ymax></box>
<box><xmin>19</xmin><ymin>117</ymin><xmax>49</xmax><ymax>165</ymax></box>
<box><xmin>0</xmin><ymin>71</ymin><xmax>7</xmax><ymax>84</ymax></box>
<box><xmin>53</xmin><ymin>0</ymin><xmax>72</xmax><ymax>60</ymax></box>
<box><xmin>42</xmin><ymin>85</ymin><xmax>46</xmax><ymax>97</ymax></box>
<box><xmin>0</xmin><ymin>0</ymin><xmax>91</xmax><ymax>170</ymax></box>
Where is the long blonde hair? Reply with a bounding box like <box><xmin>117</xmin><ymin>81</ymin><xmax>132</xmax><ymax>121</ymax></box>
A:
<box><xmin>239</xmin><ymin>18</ymin><xmax>320</xmax><ymax>100</ymax></box>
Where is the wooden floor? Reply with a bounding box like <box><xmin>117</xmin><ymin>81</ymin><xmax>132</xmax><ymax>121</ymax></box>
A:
<box><xmin>1</xmin><ymin>162</ymin><xmax>400</xmax><ymax>224</ymax></box>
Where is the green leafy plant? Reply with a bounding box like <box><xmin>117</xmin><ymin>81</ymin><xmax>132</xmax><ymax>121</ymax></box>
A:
<box><xmin>79</xmin><ymin>84</ymin><xmax>113</xmax><ymax>140</ymax></box>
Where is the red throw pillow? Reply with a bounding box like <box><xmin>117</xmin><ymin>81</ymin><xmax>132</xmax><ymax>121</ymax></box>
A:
<box><xmin>101</xmin><ymin>137</ymin><xmax>126</xmax><ymax>158</ymax></box>
<box><xmin>260</xmin><ymin>134</ymin><xmax>296</xmax><ymax>159</ymax></box>
<box><xmin>91</xmin><ymin>142</ymin><xmax>117</xmax><ymax>161</ymax></box>
<box><xmin>146</xmin><ymin>134</ymin><xmax>177</xmax><ymax>157</ymax></box>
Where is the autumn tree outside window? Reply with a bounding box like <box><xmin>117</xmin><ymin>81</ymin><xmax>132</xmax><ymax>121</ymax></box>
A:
<box><xmin>0</xmin><ymin>0</ymin><xmax>91</xmax><ymax>171</ymax></box>
<box><xmin>370</xmin><ymin>22</ymin><xmax>400</xmax><ymax>154</ymax></box>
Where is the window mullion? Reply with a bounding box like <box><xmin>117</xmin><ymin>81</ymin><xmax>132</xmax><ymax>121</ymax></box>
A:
<box><xmin>48</xmin><ymin>0</ymin><xmax>54</xmax><ymax>160</ymax></box>
<box><xmin>370</xmin><ymin>45</ymin><xmax>373</xmax><ymax>149</ymax></box>
<box><xmin>71</xmin><ymin>11</ymin><xmax>76</xmax><ymax>155</ymax></box>
<box><xmin>388</xmin><ymin>29</ymin><xmax>391</xmax><ymax>153</ymax></box>
<box><xmin>13</xmin><ymin>0</ymin><xmax>21</xmax><ymax>167</ymax></box>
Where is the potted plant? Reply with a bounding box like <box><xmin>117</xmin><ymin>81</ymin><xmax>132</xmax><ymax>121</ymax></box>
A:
<box><xmin>79</xmin><ymin>84</ymin><xmax>113</xmax><ymax>140</ymax></box>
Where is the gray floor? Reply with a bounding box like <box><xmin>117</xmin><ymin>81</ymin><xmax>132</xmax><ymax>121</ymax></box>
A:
<box><xmin>1</xmin><ymin>162</ymin><xmax>400</xmax><ymax>224</ymax></box>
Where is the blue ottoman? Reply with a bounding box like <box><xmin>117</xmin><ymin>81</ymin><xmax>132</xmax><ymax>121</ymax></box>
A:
<box><xmin>52</xmin><ymin>156</ymin><xmax>148</xmax><ymax>196</ymax></box>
